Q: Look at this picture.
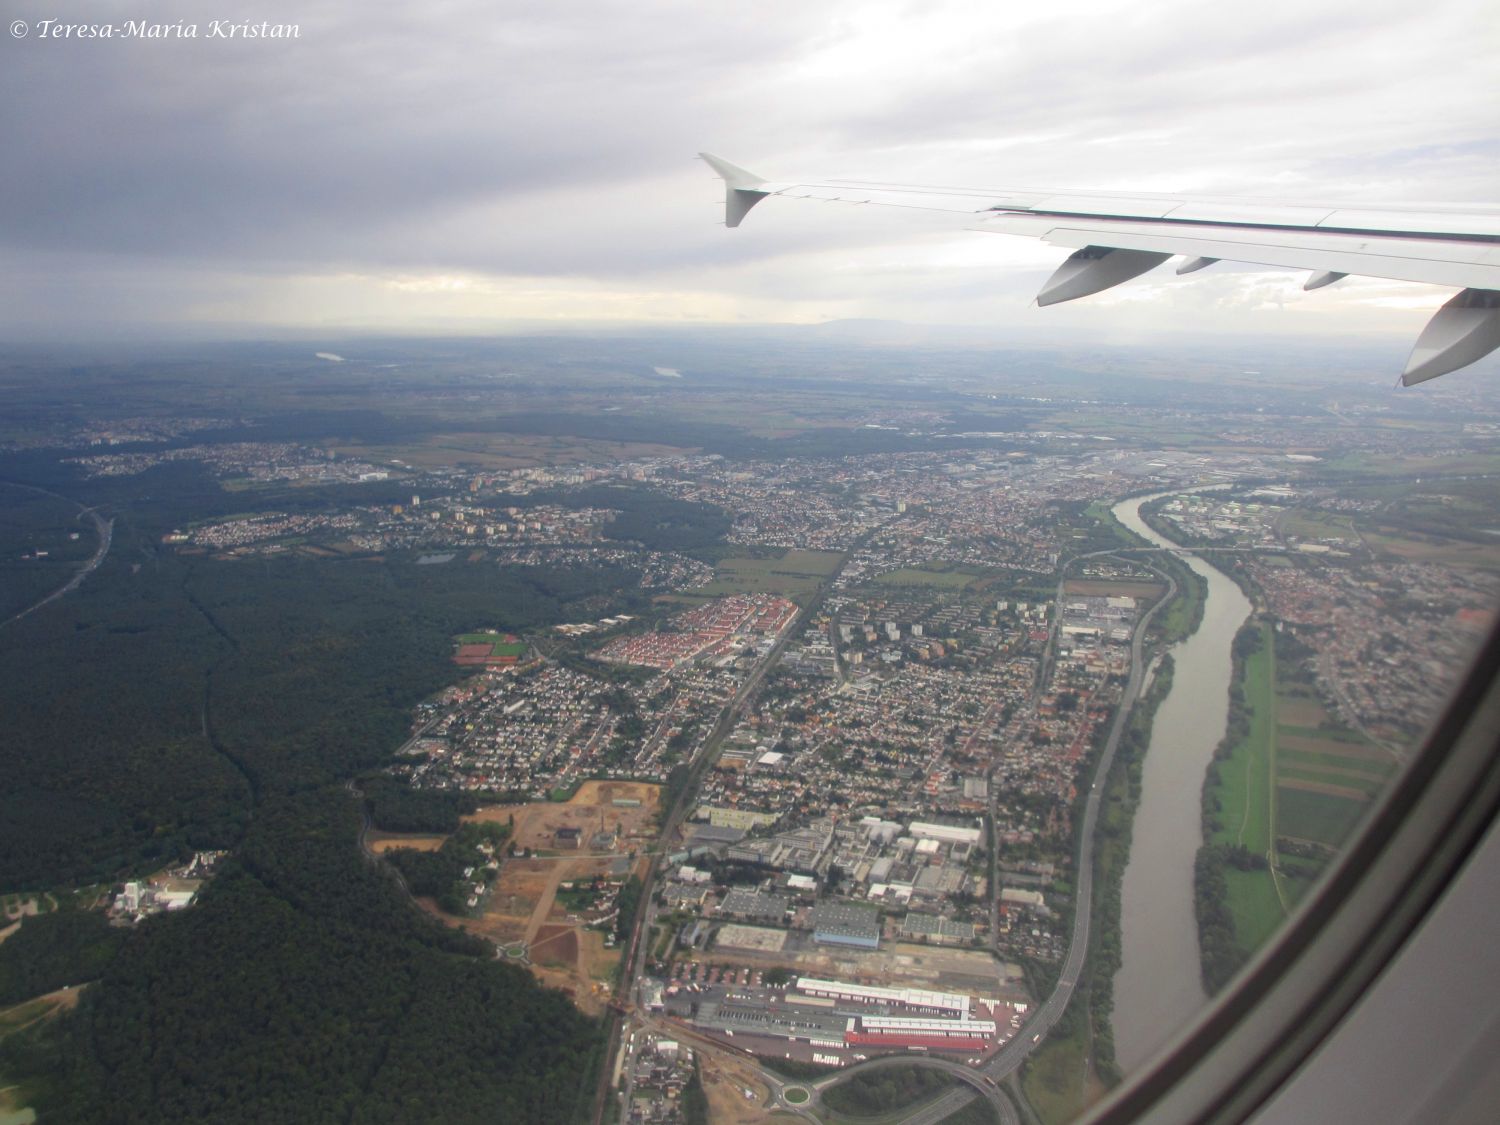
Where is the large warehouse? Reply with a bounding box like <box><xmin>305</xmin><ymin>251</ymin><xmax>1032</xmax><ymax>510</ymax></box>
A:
<box><xmin>810</xmin><ymin>901</ymin><xmax>881</xmax><ymax>949</ymax></box>
<box><xmin>846</xmin><ymin>1015</ymin><xmax>997</xmax><ymax>1052</ymax></box>
<box><xmin>794</xmin><ymin>977</ymin><xmax>973</xmax><ymax>1019</ymax></box>
<box><xmin>908</xmin><ymin>820</ymin><xmax>983</xmax><ymax>846</ymax></box>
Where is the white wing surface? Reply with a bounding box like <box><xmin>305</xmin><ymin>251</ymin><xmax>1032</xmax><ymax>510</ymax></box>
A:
<box><xmin>700</xmin><ymin>153</ymin><xmax>1500</xmax><ymax>385</ymax></box>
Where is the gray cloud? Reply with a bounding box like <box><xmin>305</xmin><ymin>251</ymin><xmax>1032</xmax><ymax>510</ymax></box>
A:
<box><xmin>0</xmin><ymin>0</ymin><xmax>1494</xmax><ymax>336</ymax></box>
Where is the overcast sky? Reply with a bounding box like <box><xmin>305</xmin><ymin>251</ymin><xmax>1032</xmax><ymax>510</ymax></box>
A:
<box><xmin>1</xmin><ymin>0</ymin><xmax>1495</xmax><ymax>350</ymax></box>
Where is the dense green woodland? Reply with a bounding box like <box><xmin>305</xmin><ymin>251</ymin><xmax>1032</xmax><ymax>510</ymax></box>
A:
<box><xmin>363</xmin><ymin>776</ymin><xmax>477</xmax><ymax>834</ymax></box>
<box><xmin>0</xmin><ymin>454</ymin><xmax>654</xmax><ymax>1122</ymax></box>
<box><xmin>0</xmin><ymin>461</ymin><xmax>652</xmax><ymax>890</ymax></box>
<box><xmin>0</xmin><ymin>796</ymin><xmax>600</xmax><ymax>1122</ymax></box>
<box><xmin>0</xmin><ymin>911</ymin><xmax>125</xmax><ymax>1007</ymax></box>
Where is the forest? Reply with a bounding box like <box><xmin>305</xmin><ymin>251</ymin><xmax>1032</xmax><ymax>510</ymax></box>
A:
<box><xmin>0</xmin><ymin>911</ymin><xmax>125</xmax><ymax>1008</ymax></box>
<box><xmin>0</xmin><ymin>456</ymin><xmax>640</xmax><ymax>1121</ymax></box>
<box><xmin>0</xmin><ymin>794</ymin><xmax>601</xmax><ymax>1123</ymax></box>
<box><xmin>362</xmin><ymin>776</ymin><xmax>476</xmax><ymax>834</ymax></box>
<box><xmin>0</xmin><ymin>466</ymin><xmax>655</xmax><ymax>891</ymax></box>
<box><xmin>384</xmin><ymin>820</ymin><xmax>511</xmax><ymax>916</ymax></box>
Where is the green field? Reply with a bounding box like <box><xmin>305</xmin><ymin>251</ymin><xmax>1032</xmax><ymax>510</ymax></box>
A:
<box><xmin>1206</xmin><ymin>623</ymin><xmax>1287</xmax><ymax>949</ymax></box>
<box><xmin>1277</xmin><ymin>509</ymin><xmax>1361</xmax><ymax>544</ymax></box>
<box><xmin>681</xmin><ymin>549</ymin><xmax>843</xmax><ymax>601</ymax></box>
<box><xmin>1277</xmin><ymin>787</ymin><xmax>1369</xmax><ymax>848</ymax></box>
<box><xmin>874</xmin><ymin>565</ymin><xmax>984</xmax><ymax>589</ymax></box>
<box><xmin>1022</xmin><ymin>1010</ymin><xmax>1108</xmax><ymax>1124</ymax></box>
<box><xmin>1211</xmin><ymin>626</ymin><xmax>1277</xmax><ymax>856</ymax></box>
<box><xmin>1204</xmin><ymin>622</ymin><xmax>1399</xmax><ymax>968</ymax></box>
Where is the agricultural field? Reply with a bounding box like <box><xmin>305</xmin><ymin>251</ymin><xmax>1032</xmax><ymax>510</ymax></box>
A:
<box><xmin>1207</xmin><ymin>623</ymin><xmax>1398</xmax><ymax>958</ymax></box>
<box><xmin>1359</xmin><ymin>530</ymin><xmax>1500</xmax><ymax>569</ymax></box>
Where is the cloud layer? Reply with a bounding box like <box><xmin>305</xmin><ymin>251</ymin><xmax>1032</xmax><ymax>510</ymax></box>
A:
<box><xmin>2</xmin><ymin>0</ymin><xmax>1495</xmax><ymax>340</ymax></box>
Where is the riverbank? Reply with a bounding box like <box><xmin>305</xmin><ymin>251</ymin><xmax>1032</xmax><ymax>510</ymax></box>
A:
<box><xmin>1021</xmin><ymin>654</ymin><xmax>1177</xmax><ymax>1121</ymax></box>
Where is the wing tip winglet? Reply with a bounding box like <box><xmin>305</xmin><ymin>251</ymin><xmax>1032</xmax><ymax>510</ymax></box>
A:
<box><xmin>699</xmin><ymin>153</ymin><xmax>770</xmax><ymax>228</ymax></box>
<box><xmin>1401</xmin><ymin>288</ymin><xmax>1500</xmax><ymax>386</ymax></box>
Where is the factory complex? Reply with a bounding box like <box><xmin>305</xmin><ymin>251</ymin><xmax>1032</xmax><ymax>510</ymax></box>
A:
<box><xmin>649</xmin><ymin>972</ymin><xmax>1025</xmax><ymax>1064</ymax></box>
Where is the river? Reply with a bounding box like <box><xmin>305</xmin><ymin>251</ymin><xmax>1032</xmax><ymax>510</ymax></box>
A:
<box><xmin>1110</xmin><ymin>492</ymin><xmax>1253</xmax><ymax>1073</ymax></box>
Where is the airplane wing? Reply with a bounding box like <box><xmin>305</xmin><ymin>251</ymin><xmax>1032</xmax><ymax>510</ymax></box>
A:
<box><xmin>700</xmin><ymin>153</ymin><xmax>1500</xmax><ymax>385</ymax></box>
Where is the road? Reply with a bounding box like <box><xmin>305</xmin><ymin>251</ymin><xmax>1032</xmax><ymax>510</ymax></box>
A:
<box><xmin>976</xmin><ymin>553</ymin><xmax>1176</xmax><ymax>1089</ymax></box>
<box><xmin>1</xmin><ymin>484</ymin><xmax>114</xmax><ymax>631</ymax></box>
<box><xmin>600</xmin><ymin>593</ymin><xmax>825</xmax><ymax>1124</ymax></box>
<box><xmin>801</xmin><ymin>1053</ymin><xmax>1020</xmax><ymax>1125</ymax></box>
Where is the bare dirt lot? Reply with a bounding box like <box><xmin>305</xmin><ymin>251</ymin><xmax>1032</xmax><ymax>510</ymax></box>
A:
<box><xmin>700</xmin><ymin>1050</ymin><xmax>775</xmax><ymax>1125</ymax></box>
<box><xmin>458</xmin><ymin>782</ymin><xmax>656</xmax><ymax>1012</ymax></box>
<box><xmin>469</xmin><ymin>780</ymin><xmax>662</xmax><ymax>854</ymax></box>
<box><xmin>530</xmin><ymin>924</ymin><xmax>580</xmax><ymax>969</ymax></box>
<box><xmin>368</xmin><ymin>834</ymin><xmax>448</xmax><ymax>854</ymax></box>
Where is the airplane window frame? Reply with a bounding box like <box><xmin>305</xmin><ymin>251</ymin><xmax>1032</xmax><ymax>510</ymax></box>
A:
<box><xmin>1077</xmin><ymin>616</ymin><xmax>1500</xmax><ymax>1124</ymax></box>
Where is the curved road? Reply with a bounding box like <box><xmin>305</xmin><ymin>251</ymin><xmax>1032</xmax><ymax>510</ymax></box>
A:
<box><xmin>1</xmin><ymin>484</ymin><xmax>113</xmax><ymax>631</ymax></box>
<box><xmin>805</xmin><ymin>1054</ymin><xmax>1019</xmax><ymax>1125</ymax></box>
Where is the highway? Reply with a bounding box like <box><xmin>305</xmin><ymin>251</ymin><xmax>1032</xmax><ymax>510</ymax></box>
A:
<box><xmin>1</xmin><ymin>484</ymin><xmax>113</xmax><ymax>631</ymax></box>
<box><xmin>798</xmin><ymin>1053</ymin><xmax>1018</xmax><ymax>1125</ymax></box>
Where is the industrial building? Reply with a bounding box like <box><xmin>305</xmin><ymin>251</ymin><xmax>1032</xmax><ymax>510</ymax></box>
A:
<box><xmin>673</xmin><ymin>975</ymin><xmax>1002</xmax><ymax>1059</ymax></box>
<box><xmin>810</xmin><ymin>901</ymin><xmax>881</xmax><ymax>949</ymax></box>
<box><xmin>846</xmin><ymin>1015</ymin><xmax>997</xmax><ymax>1052</ymax></box>
<box><xmin>719</xmin><ymin>888</ymin><xmax>790</xmax><ymax>925</ymax></box>
<box><xmin>795</xmin><ymin>977</ymin><xmax>972</xmax><ymax>1018</ymax></box>
<box><xmin>908</xmin><ymin>820</ymin><xmax>983</xmax><ymax>846</ymax></box>
<box><xmin>900</xmin><ymin>912</ymin><xmax>978</xmax><ymax>944</ymax></box>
